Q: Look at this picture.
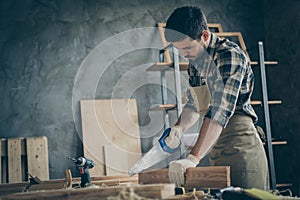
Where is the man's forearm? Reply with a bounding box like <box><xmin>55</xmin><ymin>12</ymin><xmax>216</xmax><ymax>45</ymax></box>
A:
<box><xmin>190</xmin><ymin>118</ymin><xmax>223</xmax><ymax>161</ymax></box>
<box><xmin>174</xmin><ymin>107</ymin><xmax>200</xmax><ymax>132</ymax></box>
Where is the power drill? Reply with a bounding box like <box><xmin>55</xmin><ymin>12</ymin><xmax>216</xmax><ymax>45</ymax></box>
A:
<box><xmin>68</xmin><ymin>156</ymin><xmax>95</xmax><ymax>187</ymax></box>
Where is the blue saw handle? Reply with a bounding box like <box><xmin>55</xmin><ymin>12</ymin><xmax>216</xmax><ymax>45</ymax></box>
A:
<box><xmin>158</xmin><ymin>128</ymin><xmax>181</xmax><ymax>154</ymax></box>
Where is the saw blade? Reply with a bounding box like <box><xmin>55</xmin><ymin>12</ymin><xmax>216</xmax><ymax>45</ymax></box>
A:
<box><xmin>128</xmin><ymin>143</ymin><xmax>170</xmax><ymax>176</ymax></box>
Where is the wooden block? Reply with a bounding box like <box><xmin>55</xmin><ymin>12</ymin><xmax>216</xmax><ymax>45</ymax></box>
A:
<box><xmin>80</xmin><ymin>99</ymin><xmax>141</xmax><ymax>176</ymax></box>
<box><xmin>139</xmin><ymin>166</ymin><xmax>230</xmax><ymax>190</ymax></box>
<box><xmin>7</xmin><ymin>138</ymin><xmax>22</xmax><ymax>183</ymax></box>
<box><xmin>103</xmin><ymin>145</ymin><xmax>129</xmax><ymax>175</ymax></box>
<box><xmin>26</xmin><ymin>136</ymin><xmax>49</xmax><ymax>180</ymax></box>
<box><xmin>1</xmin><ymin>184</ymin><xmax>175</xmax><ymax>200</ymax></box>
<box><xmin>184</xmin><ymin>167</ymin><xmax>231</xmax><ymax>189</ymax></box>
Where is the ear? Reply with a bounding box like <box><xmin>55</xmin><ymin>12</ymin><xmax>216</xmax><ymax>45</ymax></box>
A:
<box><xmin>202</xmin><ymin>30</ymin><xmax>210</xmax><ymax>42</ymax></box>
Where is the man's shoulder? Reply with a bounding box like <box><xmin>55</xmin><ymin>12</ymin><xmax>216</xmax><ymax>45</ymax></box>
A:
<box><xmin>216</xmin><ymin>37</ymin><xmax>243</xmax><ymax>55</ymax></box>
<box><xmin>215</xmin><ymin>37</ymin><xmax>248</xmax><ymax>62</ymax></box>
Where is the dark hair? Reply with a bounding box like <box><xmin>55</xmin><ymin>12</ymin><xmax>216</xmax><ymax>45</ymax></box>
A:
<box><xmin>165</xmin><ymin>6</ymin><xmax>208</xmax><ymax>42</ymax></box>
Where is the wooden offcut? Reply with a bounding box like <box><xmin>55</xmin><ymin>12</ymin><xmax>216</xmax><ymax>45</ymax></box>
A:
<box><xmin>1</xmin><ymin>184</ymin><xmax>175</xmax><ymax>200</ymax></box>
<box><xmin>80</xmin><ymin>99</ymin><xmax>141</xmax><ymax>176</ymax></box>
<box><xmin>139</xmin><ymin>166</ymin><xmax>230</xmax><ymax>190</ymax></box>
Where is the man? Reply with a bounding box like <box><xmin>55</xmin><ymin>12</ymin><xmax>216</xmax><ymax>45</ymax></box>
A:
<box><xmin>163</xmin><ymin>6</ymin><xmax>269</xmax><ymax>189</ymax></box>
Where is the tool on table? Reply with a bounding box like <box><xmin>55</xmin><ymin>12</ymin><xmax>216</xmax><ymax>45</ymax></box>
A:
<box><xmin>68</xmin><ymin>156</ymin><xmax>95</xmax><ymax>187</ymax></box>
<box><xmin>24</xmin><ymin>173</ymin><xmax>43</xmax><ymax>191</ymax></box>
<box><xmin>128</xmin><ymin>128</ymin><xmax>181</xmax><ymax>176</ymax></box>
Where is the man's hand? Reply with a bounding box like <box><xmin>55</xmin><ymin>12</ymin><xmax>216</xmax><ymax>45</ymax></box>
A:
<box><xmin>164</xmin><ymin>126</ymin><xmax>183</xmax><ymax>149</ymax></box>
<box><xmin>168</xmin><ymin>154</ymin><xmax>199</xmax><ymax>187</ymax></box>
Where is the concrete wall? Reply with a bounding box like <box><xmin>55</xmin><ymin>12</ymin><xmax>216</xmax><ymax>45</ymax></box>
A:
<box><xmin>0</xmin><ymin>0</ymin><xmax>266</xmax><ymax>179</ymax></box>
<box><xmin>264</xmin><ymin>0</ymin><xmax>300</xmax><ymax>194</ymax></box>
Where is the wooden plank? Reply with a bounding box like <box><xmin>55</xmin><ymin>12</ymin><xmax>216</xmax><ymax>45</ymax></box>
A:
<box><xmin>184</xmin><ymin>167</ymin><xmax>231</xmax><ymax>189</ymax></box>
<box><xmin>0</xmin><ymin>182</ymin><xmax>28</xmax><ymax>197</ymax></box>
<box><xmin>251</xmin><ymin>100</ymin><xmax>282</xmax><ymax>106</ymax></box>
<box><xmin>0</xmin><ymin>175</ymin><xmax>138</xmax><ymax>197</ymax></box>
<box><xmin>147</xmin><ymin>62</ymin><xmax>189</xmax><ymax>71</ymax></box>
<box><xmin>7</xmin><ymin>138</ymin><xmax>22</xmax><ymax>183</ymax></box>
<box><xmin>159</xmin><ymin>22</ymin><xmax>224</xmax><ymax>33</ymax></box>
<box><xmin>103</xmin><ymin>145</ymin><xmax>129</xmax><ymax>175</ymax></box>
<box><xmin>1</xmin><ymin>184</ymin><xmax>175</xmax><ymax>200</ymax></box>
<box><xmin>157</xmin><ymin>23</ymin><xmax>172</xmax><ymax>63</ymax></box>
<box><xmin>80</xmin><ymin>99</ymin><xmax>141</xmax><ymax>176</ymax></box>
<box><xmin>149</xmin><ymin>100</ymin><xmax>282</xmax><ymax>112</ymax></box>
<box><xmin>251</xmin><ymin>61</ymin><xmax>278</xmax><ymax>65</ymax></box>
<box><xmin>263</xmin><ymin>141</ymin><xmax>287</xmax><ymax>145</ymax></box>
<box><xmin>26</xmin><ymin>136</ymin><xmax>49</xmax><ymax>180</ymax></box>
<box><xmin>1</xmin><ymin>139</ymin><xmax>26</xmax><ymax>157</ymax></box>
<box><xmin>139</xmin><ymin>166</ymin><xmax>230</xmax><ymax>190</ymax></box>
<box><xmin>149</xmin><ymin>104</ymin><xmax>177</xmax><ymax>111</ymax></box>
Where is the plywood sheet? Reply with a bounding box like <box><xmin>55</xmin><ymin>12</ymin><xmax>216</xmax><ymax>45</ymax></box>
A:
<box><xmin>80</xmin><ymin>99</ymin><xmax>141</xmax><ymax>176</ymax></box>
<box><xmin>103</xmin><ymin>145</ymin><xmax>128</xmax><ymax>175</ymax></box>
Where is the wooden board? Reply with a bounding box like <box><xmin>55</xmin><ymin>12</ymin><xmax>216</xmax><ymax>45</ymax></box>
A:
<box><xmin>7</xmin><ymin>138</ymin><xmax>22</xmax><ymax>183</ymax></box>
<box><xmin>103</xmin><ymin>145</ymin><xmax>128</xmax><ymax>175</ymax></box>
<box><xmin>1</xmin><ymin>184</ymin><xmax>175</xmax><ymax>200</ymax></box>
<box><xmin>139</xmin><ymin>166</ymin><xmax>230</xmax><ymax>190</ymax></box>
<box><xmin>80</xmin><ymin>99</ymin><xmax>142</xmax><ymax>176</ymax></box>
<box><xmin>26</xmin><ymin>137</ymin><xmax>49</xmax><ymax>180</ymax></box>
<box><xmin>0</xmin><ymin>175</ymin><xmax>138</xmax><ymax>197</ymax></box>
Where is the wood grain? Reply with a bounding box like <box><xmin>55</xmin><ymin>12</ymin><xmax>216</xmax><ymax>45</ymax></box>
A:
<box><xmin>139</xmin><ymin>166</ymin><xmax>230</xmax><ymax>190</ymax></box>
<box><xmin>1</xmin><ymin>184</ymin><xmax>175</xmax><ymax>200</ymax></box>
<box><xmin>80</xmin><ymin>99</ymin><xmax>141</xmax><ymax>176</ymax></box>
<box><xmin>104</xmin><ymin>144</ymin><xmax>129</xmax><ymax>175</ymax></box>
<box><xmin>0</xmin><ymin>175</ymin><xmax>138</xmax><ymax>197</ymax></box>
<box><xmin>8</xmin><ymin>138</ymin><xmax>22</xmax><ymax>183</ymax></box>
<box><xmin>26</xmin><ymin>137</ymin><xmax>49</xmax><ymax>180</ymax></box>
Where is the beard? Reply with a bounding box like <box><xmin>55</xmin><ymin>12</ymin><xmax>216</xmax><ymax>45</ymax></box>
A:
<box><xmin>189</xmin><ymin>49</ymin><xmax>207</xmax><ymax>65</ymax></box>
<box><xmin>188</xmin><ymin>42</ymin><xmax>207</xmax><ymax>64</ymax></box>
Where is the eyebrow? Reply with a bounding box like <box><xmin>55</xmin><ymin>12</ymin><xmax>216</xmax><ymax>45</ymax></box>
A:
<box><xmin>182</xmin><ymin>45</ymin><xmax>193</xmax><ymax>50</ymax></box>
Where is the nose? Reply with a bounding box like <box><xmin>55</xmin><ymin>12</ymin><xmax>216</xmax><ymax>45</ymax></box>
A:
<box><xmin>179</xmin><ymin>49</ymin><xmax>189</xmax><ymax>57</ymax></box>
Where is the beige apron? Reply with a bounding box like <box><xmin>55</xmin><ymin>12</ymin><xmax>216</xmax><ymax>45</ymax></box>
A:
<box><xmin>186</xmin><ymin>86</ymin><xmax>269</xmax><ymax>190</ymax></box>
<box><xmin>183</xmin><ymin>85</ymin><xmax>211</xmax><ymax>117</ymax></box>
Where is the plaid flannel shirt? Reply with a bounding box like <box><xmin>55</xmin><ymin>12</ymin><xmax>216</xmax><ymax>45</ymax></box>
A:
<box><xmin>184</xmin><ymin>33</ymin><xmax>258</xmax><ymax>127</ymax></box>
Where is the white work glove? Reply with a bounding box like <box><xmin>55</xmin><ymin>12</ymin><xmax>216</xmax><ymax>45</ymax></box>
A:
<box><xmin>164</xmin><ymin>126</ymin><xmax>183</xmax><ymax>149</ymax></box>
<box><xmin>169</xmin><ymin>154</ymin><xmax>199</xmax><ymax>187</ymax></box>
<box><xmin>152</xmin><ymin>126</ymin><xmax>183</xmax><ymax>148</ymax></box>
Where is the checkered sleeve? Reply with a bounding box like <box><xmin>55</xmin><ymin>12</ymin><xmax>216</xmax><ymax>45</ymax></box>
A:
<box><xmin>205</xmin><ymin>48</ymin><xmax>247</xmax><ymax>127</ymax></box>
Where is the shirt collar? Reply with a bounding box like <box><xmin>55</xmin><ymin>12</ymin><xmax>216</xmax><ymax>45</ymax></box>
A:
<box><xmin>206</xmin><ymin>32</ymin><xmax>218</xmax><ymax>57</ymax></box>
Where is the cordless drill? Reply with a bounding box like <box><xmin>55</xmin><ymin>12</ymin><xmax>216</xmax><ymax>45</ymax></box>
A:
<box><xmin>68</xmin><ymin>156</ymin><xmax>95</xmax><ymax>187</ymax></box>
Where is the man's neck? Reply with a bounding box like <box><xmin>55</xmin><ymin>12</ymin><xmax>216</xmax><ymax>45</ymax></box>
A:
<box><xmin>204</xmin><ymin>31</ymin><xmax>212</xmax><ymax>49</ymax></box>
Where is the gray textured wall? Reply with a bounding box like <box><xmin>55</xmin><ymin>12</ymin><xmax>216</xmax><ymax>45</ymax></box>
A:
<box><xmin>0</xmin><ymin>0</ymin><xmax>267</xmax><ymax>179</ymax></box>
<box><xmin>264</xmin><ymin>0</ymin><xmax>300</xmax><ymax>194</ymax></box>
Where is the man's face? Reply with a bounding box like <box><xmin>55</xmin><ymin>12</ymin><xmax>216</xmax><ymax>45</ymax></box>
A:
<box><xmin>172</xmin><ymin>37</ymin><xmax>206</xmax><ymax>63</ymax></box>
